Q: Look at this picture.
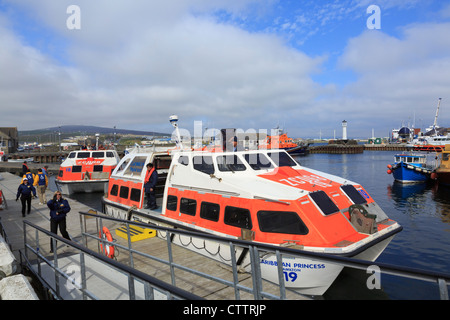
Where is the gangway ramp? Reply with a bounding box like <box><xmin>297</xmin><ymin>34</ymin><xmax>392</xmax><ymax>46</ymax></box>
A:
<box><xmin>31</xmin><ymin>253</ymin><xmax>168</xmax><ymax>300</ymax></box>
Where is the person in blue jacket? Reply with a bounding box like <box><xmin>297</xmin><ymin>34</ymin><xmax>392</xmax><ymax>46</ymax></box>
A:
<box><xmin>16</xmin><ymin>177</ymin><xmax>36</xmax><ymax>217</ymax></box>
<box><xmin>47</xmin><ymin>191</ymin><xmax>71</xmax><ymax>252</ymax></box>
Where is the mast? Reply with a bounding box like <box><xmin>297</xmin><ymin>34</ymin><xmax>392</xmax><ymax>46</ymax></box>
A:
<box><xmin>433</xmin><ymin>98</ymin><xmax>442</xmax><ymax>131</ymax></box>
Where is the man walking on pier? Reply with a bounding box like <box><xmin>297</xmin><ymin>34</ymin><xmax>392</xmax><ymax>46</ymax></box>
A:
<box><xmin>16</xmin><ymin>177</ymin><xmax>36</xmax><ymax>217</ymax></box>
<box><xmin>33</xmin><ymin>168</ymin><xmax>48</xmax><ymax>205</ymax></box>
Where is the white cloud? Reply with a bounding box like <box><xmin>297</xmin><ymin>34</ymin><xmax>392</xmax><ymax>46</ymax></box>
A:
<box><xmin>335</xmin><ymin>23</ymin><xmax>450</xmax><ymax>132</ymax></box>
<box><xmin>0</xmin><ymin>1</ymin><xmax>449</xmax><ymax>139</ymax></box>
<box><xmin>0</xmin><ymin>1</ymin><xmax>325</xmax><ymax>133</ymax></box>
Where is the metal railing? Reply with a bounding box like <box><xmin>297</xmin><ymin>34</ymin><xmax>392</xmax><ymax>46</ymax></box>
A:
<box><xmin>21</xmin><ymin>220</ymin><xmax>203</xmax><ymax>300</ymax></box>
<box><xmin>78</xmin><ymin>211</ymin><xmax>449</xmax><ymax>300</ymax></box>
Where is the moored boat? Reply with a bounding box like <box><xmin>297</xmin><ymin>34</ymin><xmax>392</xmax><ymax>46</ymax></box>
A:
<box><xmin>102</xmin><ymin>115</ymin><xmax>402</xmax><ymax>296</ymax></box>
<box><xmin>431</xmin><ymin>145</ymin><xmax>450</xmax><ymax>186</ymax></box>
<box><xmin>387</xmin><ymin>153</ymin><xmax>437</xmax><ymax>183</ymax></box>
<box><xmin>259</xmin><ymin>128</ymin><xmax>309</xmax><ymax>156</ymax></box>
<box><xmin>55</xmin><ymin>149</ymin><xmax>120</xmax><ymax>195</ymax></box>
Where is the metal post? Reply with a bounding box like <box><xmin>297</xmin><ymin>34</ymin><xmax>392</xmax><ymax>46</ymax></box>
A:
<box><xmin>249</xmin><ymin>245</ymin><xmax>263</xmax><ymax>300</ymax></box>
<box><xmin>275</xmin><ymin>250</ymin><xmax>286</xmax><ymax>300</ymax></box>
<box><xmin>126</xmin><ymin>222</ymin><xmax>134</xmax><ymax>268</ymax></box>
<box><xmin>166</xmin><ymin>231</ymin><xmax>176</xmax><ymax>286</ymax></box>
<box><xmin>80</xmin><ymin>252</ymin><xmax>88</xmax><ymax>300</ymax></box>
<box><xmin>229</xmin><ymin>242</ymin><xmax>241</xmax><ymax>300</ymax></box>
<box><xmin>438</xmin><ymin>278</ymin><xmax>449</xmax><ymax>300</ymax></box>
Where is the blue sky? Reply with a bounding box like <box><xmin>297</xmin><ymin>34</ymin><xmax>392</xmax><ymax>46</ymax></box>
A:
<box><xmin>1</xmin><ymin>1</ymin><xmax>450</xmax><ymax>139</ymax></box>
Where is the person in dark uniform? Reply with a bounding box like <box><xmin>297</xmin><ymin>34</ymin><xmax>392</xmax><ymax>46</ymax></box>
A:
<box><xmin>22</xmin><ymin>161</ymin><xmax>29</xmax><ymax>176</ymax></box>
<box><xmin>16</xmin><ymin>177</ymin><xmax>36</xmax><ymax>217</ymax></box>
<box><xmin>47</xmin><ymin>191</ymin><xmax>71</xmax><ymax>252</ymax></box>
<box><xmin>144</xmin><ymin>163</ymin><xmax>158</xmax><ymax>209</ymax></box>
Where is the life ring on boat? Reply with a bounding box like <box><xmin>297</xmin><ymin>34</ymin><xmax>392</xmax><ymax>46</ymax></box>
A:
<box><xmin>99</xmin><ymin>227</ymin><xmax>115</xmax><ymax>258</ymax></box>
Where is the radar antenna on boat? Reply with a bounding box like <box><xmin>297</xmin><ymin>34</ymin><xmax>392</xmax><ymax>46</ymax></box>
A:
<box><xmin>170</xmin><ymin>115</ymin><xmax>183</xmax><ymax>149</ymax></box>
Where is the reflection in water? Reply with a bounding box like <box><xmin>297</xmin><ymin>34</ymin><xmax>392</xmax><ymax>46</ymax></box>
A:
<box><xmin>297</xmin><ymin>152</ymin><xmax>450</xmax><ymax>299</ymax></box>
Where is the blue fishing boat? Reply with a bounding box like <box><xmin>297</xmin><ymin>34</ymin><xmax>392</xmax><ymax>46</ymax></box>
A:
<box><xmin>387</xmin><ymin>153</ymin><xmax>436</xmax><ymax>183</ymax></box>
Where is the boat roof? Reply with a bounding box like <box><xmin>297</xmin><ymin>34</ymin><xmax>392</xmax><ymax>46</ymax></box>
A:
<box><xmin>112</xmin><ymin>148</ymin><xmax>357</xmax><ymax>200</ymax></box>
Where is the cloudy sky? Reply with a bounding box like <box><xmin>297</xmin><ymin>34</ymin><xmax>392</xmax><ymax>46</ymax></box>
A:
<box><xmin>1</xmin><ymin>0</ymin><xmax>450</xmax><ymax>138</ymax></box>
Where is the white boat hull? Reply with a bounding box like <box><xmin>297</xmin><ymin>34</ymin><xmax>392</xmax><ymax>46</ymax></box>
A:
<box><xmin>103</xmin><ymin>202</ymin><xmax>397</xmax><ymax>296</ymax></box>
<box><xmin>56</xmin><ymin>179</ymin><xmax>109</xmax><ymax>195</ymax></box>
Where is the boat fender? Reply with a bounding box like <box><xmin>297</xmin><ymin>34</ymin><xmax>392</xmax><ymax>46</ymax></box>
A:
<box><xmin>99</xmin><ymin>227</ymin><xmax>115</xmax><ymax>259</ymax></box>
<box><xmin>387</xmin><ymin>164</ymin><xmax>392</xmax><ymax>169</ymax></box>
<box><xmin>387</xmin><ymin>169</ymin><xmax>392</xmax><ymax>174</ymax></box>
<box><xmin>431</xmin><ymin>172</ymin><xmax>438</xmax><ymax>180</ymax></box>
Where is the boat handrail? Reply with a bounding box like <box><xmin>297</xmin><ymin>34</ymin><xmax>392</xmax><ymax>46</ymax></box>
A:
<box><xmin>21</xmin><ymin>219</ymin><xmax>202</xmax><ymax>300</ymax></box>
<box><xmin>77</xmin><ymin>211</ymin><xmax>450</xmax><ymax>300</ymax></box>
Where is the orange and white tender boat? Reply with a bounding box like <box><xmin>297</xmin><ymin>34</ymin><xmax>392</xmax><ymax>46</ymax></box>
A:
<box><xmin>56</xmin><ymin>149</ymin><xmax>120</xmax><ymax>195</ymax></box>
<box><xmin>102</xmin><ymin>116</ymin><xmax>402</xmax><ymax>295</ymax></box>
<box><xmin>259</xmin><ymin>128</ymin><xmax>309</xmax><ymax>155</ymax></box>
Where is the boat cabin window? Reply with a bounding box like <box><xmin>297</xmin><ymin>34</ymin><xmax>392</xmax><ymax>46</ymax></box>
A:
<box><xmin>200</xmin><ymin>202</ymin><xmax>220</xmax><ymax>222</ymax></box>
<box><xmin>193</xmin><ymin>156</ymin><xmax>215</xmax><ymax>175</ymax></box>
<box><xmin>178</xmin><ymin>156</ymin><xmax>189</xmax><ymax>166</ymax></box>
<box><xmin>216</xmin><ymin>155</ymin><xmax>246</xmax><ymax>172</ymax></box>
<box><xmin>110</xmin><ymin>184</ymin><xmax>119</xmax><ymax>196</ymax></box>
<box><xmin>72</xmin><ymin>166</ymin><xmax>82</xmax><ymax>173</ymax></box>
<box><xmin>106</xmin><ymin>151</ymin><xmax>115</xmax><ymax>158</ymax></box>
<box><xmin>257</xmin><ymin>211</ymin><xmax>308</xmax><ymax>235</ymax></box>
<box><xmin>341</xmin><ymin>185</ymin><xmax>367</xmax><ymax>205</ymax></box>
<box><xmin>124</xmin><ymin>156</ymin><xmax>147</xmax><ymax>176</ymax></box>
<box><xmin>92</xmin><ymin>152</ymin><xmax>105</xmax><ymax>158</ymax></box>
<box><xmin>267</xmin><ymin>152</ymin><xmax>298</xmax><ymax>167</ymax></box>
<box><xmin>180</xmin><ymin>198</ymin><xmax>197</xmax><ymax>216</ymax></box>
<box><xmin>130</xmin><ymin>188</ymin><xmax>141</xmax><ymax>202</ymax></box>
<box><xmin>77</xmin><ymin>152</ymin><xmax>91</xmax><ymax>159</ymax></box>
<box><xmin>115</xmin><ymin>158</ymin><xmax>131</xmax><ymax>174</ymax></box>
<box><xmin>119</xmin><ymin>186</ymin><xmax>129</xmax><ymax>199</ymax></box>
<box><xmin>93</xmin><ymin>165</ymin><xmax>103</xmax><ymax>172</ymax></box>
<box><xmin>224</xmin><ymin>206</ymin><xmax>252</xmax><ymax>230</ymax></box>
<box><xmin>309</xmin><ymin>190</ymin><xmax>340</xmax><ymax>216</ymax></box>
<box><xmin>166</xmin><ymin>195</ymin><xmax>177</xmax><ymax>211</ymax></box>
<box><xmin>68</xmin><ymin>152</ymin><xmax>76</xmax><ymax>159</ymax></box>
<box><xmin>243</xmin><ymin>153</ymin><xmax>273</xmax><ymax>170</ymax></box>
<box><xmin>443</xmin><ymin>153</ymin><xmax>450</xmax><ymax>161</ymax></box>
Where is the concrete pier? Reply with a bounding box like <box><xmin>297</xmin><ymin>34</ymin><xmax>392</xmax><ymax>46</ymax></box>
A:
<box><xmin>0</xmin><ymin>172</ymin><xmax>91</xmax><ymax>299</ymax></box>
<box><xmin>0</xmin><ymin>172</ymin><xmax>307</xmax><ymax>300</ymax></box>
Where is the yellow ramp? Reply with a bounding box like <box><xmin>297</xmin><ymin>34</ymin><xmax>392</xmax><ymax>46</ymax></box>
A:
<box><xmin>115</xmin><ymin>225</ymin><xmax>156</xmax><ymax>242</ymax></box>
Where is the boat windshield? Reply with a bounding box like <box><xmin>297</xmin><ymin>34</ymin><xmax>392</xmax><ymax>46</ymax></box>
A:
<box><xmin>216</xmin><ymin>155</ymin><xmax>246</xmax><ymax>172</ymax></box>
<box><xmin>267</xmin><ymin>152</ymin><xmax>298</xmax><ymax>167</ymax></box>
<box><xmin>243</xmin><ymin>153</ymin><xmax>273</xmax><ymax>170</ymax></box>
<box><xmin>341</xmin><ymin>185</ymin><xmax>367</xmax><ymax>205</ymax></box>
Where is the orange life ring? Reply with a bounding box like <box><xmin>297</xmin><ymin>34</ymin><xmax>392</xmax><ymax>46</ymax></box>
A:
<box><xmin>99</xmin><ymin>226</ymin><xmax>115</xmax><ymax>258</ymax></box>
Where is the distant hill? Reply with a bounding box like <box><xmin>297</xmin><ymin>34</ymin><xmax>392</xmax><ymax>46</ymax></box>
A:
<box><xmin>19</xmin><ymin>125</ymin><xmax>170</xmax><ymax>142</ymax></box>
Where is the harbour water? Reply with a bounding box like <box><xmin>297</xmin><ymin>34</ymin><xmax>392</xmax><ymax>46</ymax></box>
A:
<box><xmin>48</xmin><ymin>150</ymin><xmax>450</xmax><ymax>300</ymax></box>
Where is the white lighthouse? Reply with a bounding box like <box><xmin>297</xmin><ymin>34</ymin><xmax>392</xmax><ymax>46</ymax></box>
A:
<box><xmin>342</xmin><ymin>120</ymin><xmax>348</xmax><ymax>140</ymax></box>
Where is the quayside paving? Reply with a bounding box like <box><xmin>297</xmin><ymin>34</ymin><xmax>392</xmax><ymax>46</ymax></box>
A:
<box><xmin>0</xmin><ymin>172</ymin><xmax>307</xmax><ymax>300</ymax></box>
